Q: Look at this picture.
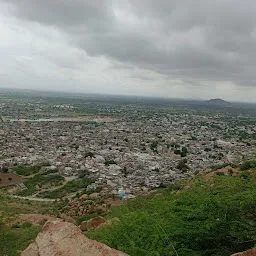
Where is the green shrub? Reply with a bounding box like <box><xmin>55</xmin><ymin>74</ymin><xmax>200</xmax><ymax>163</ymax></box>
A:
<box><xmin>240</xmin><ymin>159</ymin><xmax>256</xmax><ymax>171</ymax></box>
<box><xmin>84</xmin><ymin>152</ymin><xmax>95</xmax><ymax>158</ymax></box>
<box><xmin>104</xmin><ymin>160</ymin><xmax>117</xmax><ymax>166</ymax></box>
<box><xmin>18</xmin><ymin>173</ymin><xmax>65</xmax><ymax>196</ymax></box>
<box><xmin>38</xmin><ymin>178</ymin><xmax>93</xmax><ymax>199</ymax></box>
<box><xmin>177</xmin><ymin>159</ymin><xmax>189</xmax><ymax>172</ymax></box>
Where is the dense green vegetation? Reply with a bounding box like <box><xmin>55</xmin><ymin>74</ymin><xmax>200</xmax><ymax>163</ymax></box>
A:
<box><xmin>87</xmin><ymin>171</ymin><xmax>256</xmax><ymax>256</ymax></box>
<box><xmin>0</xmin><ymin>220</ymin><xmax>41</xmax><ymax>256</ymax></box>
<box><xmin>240</xmin><ymin>159</ymin><xmax>256</xmax><ymax>171</ymax></box>
<box><xmin>17</xmin><ymin>173</ymin><xmax>65</xmax><ymax>197</ymax></box>
<box><xmin>38</xmin><ymin>178</ymin><xmax>93</xmax><ymax>199</ymax></box>
<box><xmin>12</xmin><ymin>165</ymin><xmax>42</xmax><ymax>176</ymax></box>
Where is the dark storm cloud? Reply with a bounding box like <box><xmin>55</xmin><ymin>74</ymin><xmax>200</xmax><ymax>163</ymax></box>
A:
<box><xmin>2</xmin><ymin>0</ymin><xmax>256</xmax><ymax>86</ymax></box>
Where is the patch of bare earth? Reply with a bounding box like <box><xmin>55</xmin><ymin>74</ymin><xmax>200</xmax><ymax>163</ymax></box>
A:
<box><xmin>0</xmin><ymin>173</ymin><xmax>25</xmax><ymax>188</ymax></box>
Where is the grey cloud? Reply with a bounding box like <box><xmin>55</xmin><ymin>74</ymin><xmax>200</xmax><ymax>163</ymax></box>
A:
<box><xmin>3</xmin><ymin>0</ymin><xmax>112</xmax><ymax>29</ymax></box>
<box><xmin>108</xmin><ymin>62</ymin><xmax>135</xmax><ymax>71</ymax></box>
<box><xmin>2</xmin><ymin>0</ymin><xmax>256</xmax><ymax>87</ymax></box>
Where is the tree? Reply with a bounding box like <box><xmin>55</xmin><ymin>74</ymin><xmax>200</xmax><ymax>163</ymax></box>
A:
<box><xmin>84</xmin><ymin>152</ymin><xmax>94</xmax><ymax>158</ymax></box>
<box><xmin>180</xmin><ymin>151</ymin><xmax>187</xmax><ymax>157</ymax></box>
<box><xmin>177</xmin><ymin>159</ymin><xmax>189</xmax><ymax>172</ymax></box>
<box><xmin>174</xmin><ymin>149</ymin><xmax>181</xmax><ymax>155</ymax></box>
<box><xmin>182</xmin><ymin>147</ymin><xmax>188</xmax><ymax>153</ymax></box>
<box><xmin>150</xmin><ymin>141</ymin><xmax>158</xmax><ymax>150</ymax></box>
<box><xmin>1</xmin><ymin>167</ymin><xmax>8</xmax><ymax>173</ymax></box>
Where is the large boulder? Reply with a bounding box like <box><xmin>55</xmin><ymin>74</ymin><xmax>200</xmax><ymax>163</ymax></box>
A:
<box><xmin>88</xmin><ymin>193</ymin><xmax>100</xmax><ymax>200</ymax></box>
<box><xmin>21</xmin><ymin>219</ymin><xmax>128</xmax><ymax>256</ymax></box>
<box><xmin>79</xmin><ymin>194</ymin><xmax>89</xmax><ymax>201</ymax></box>
<box><xmin>94</xmin><ymin>155</ymin><xmax>105</xmax><ymax>163</ymax></box>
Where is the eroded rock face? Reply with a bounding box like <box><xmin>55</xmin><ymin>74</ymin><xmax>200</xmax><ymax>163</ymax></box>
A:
<box><xmin>21</xmin><ymin>219</ymin><xmax>128</xmax><ymax>256</ymax></box>
<box><xmin>231</xmin><ymin>248</ymin><xmax>256</xmax><ymax>256</ymax></box>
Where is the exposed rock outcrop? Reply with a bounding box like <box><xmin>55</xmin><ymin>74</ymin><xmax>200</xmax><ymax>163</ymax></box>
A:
<box><xmin>80</xmin><ymin>216</ymin><xmax>107</xmax><ymax>231</ymax></box>
<box><xmin>80</xmin><ymin>216</ymin><xmax>120</xmax><ymax>232</ymax></box>
<box><xmin>231</xmin><ymin>248</ymin><xmax>256</xmax><ymax>256</ymax></box>
<box><xmin>21</xmin><ymin>219</ymin><xmax>128</xmax><ymax>256</ymax></box>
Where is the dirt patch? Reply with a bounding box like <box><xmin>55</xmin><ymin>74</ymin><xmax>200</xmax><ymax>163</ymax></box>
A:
<box><xmin>204</xmin><ymin>166</ymin><xmax>241</xmax><ymax>180</ymax></box>
<box><xmin>0</xmin><ymin>173</ymin><xmax>25</xmax><ymax>188</ymax></box>
<box><xmin>105</xmin><ymin>198</ymin><xmax>124</xmax><ymax>207</ymax></box>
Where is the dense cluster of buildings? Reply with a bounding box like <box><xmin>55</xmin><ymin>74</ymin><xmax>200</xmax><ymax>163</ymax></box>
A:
<box><xmin>1</xmin><ymin>102</ymin><xmax>255</xmax><ymax>194</ymax></box>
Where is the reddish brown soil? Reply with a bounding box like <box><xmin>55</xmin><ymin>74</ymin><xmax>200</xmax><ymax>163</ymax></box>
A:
<box><xmin>0</xmin><ymin>173</ymin><xmax>25</xmax><ymax>188</ymax></box>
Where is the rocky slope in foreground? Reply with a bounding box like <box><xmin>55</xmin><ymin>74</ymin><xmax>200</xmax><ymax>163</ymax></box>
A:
<box><xmin>21</xmin><ymin>219</ymin><xmax>128</xmax><ymax>256</ymax></box>
<box><xmin>231</xmin><ymin>248</ymin><xmax>256</xmax><ymax>256</ymax></box>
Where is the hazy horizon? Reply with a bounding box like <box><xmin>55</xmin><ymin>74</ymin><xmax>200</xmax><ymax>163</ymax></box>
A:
<box><xmin>3</xmin><ymin>86</ymin><xmax>256</xmax><ymax>105</ymax></box>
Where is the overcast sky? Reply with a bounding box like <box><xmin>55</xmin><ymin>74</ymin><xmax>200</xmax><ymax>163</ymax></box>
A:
<box><xmin>1</xmin><ymin>0</ymin><xmax>256</xmax><ymax>102</ymax></box>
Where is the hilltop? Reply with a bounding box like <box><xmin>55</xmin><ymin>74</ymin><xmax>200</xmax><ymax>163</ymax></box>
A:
<box><xmin>206</xmin><ymin>98</ymin><xmax>230</xmax><ymax>106</ymax></box>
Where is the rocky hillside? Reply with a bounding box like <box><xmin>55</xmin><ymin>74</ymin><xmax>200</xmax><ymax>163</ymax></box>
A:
<box><xmin>1</xmin><ymin>160</ymin><xmax>256</xmax><ymax>256</ymax></box>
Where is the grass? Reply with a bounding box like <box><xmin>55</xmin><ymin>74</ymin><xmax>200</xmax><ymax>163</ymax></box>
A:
<box><xmin>38</xmin><ymin>178</ymin><xmax>93</xmax><ymax>199</ymax></box>
<box><xmin>0</xmin><ymin>196</ymin><xmax>64</xmax><ymax>256</ymax></box>
<box><xmin>87</xmin><ymin>171</ymin><xmax>256</xmax><ymax>256</ymax></box>
<box><xmin>0</xmin><ymin>221</ymin><xmax>41</xmax><ymax>256</ymax></box>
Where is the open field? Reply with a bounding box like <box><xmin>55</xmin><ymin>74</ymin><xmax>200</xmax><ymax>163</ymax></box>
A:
<box><xmin>0</xmin><ymin>173</ymin><xmax>25</xmax><ymax>188</ymax></box>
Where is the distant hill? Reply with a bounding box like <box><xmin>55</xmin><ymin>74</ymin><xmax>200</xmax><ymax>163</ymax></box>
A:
<box><xmin>206</xmin><ymin>98</ymin><xmax>230</xmax><ymax>106</ymax></box>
